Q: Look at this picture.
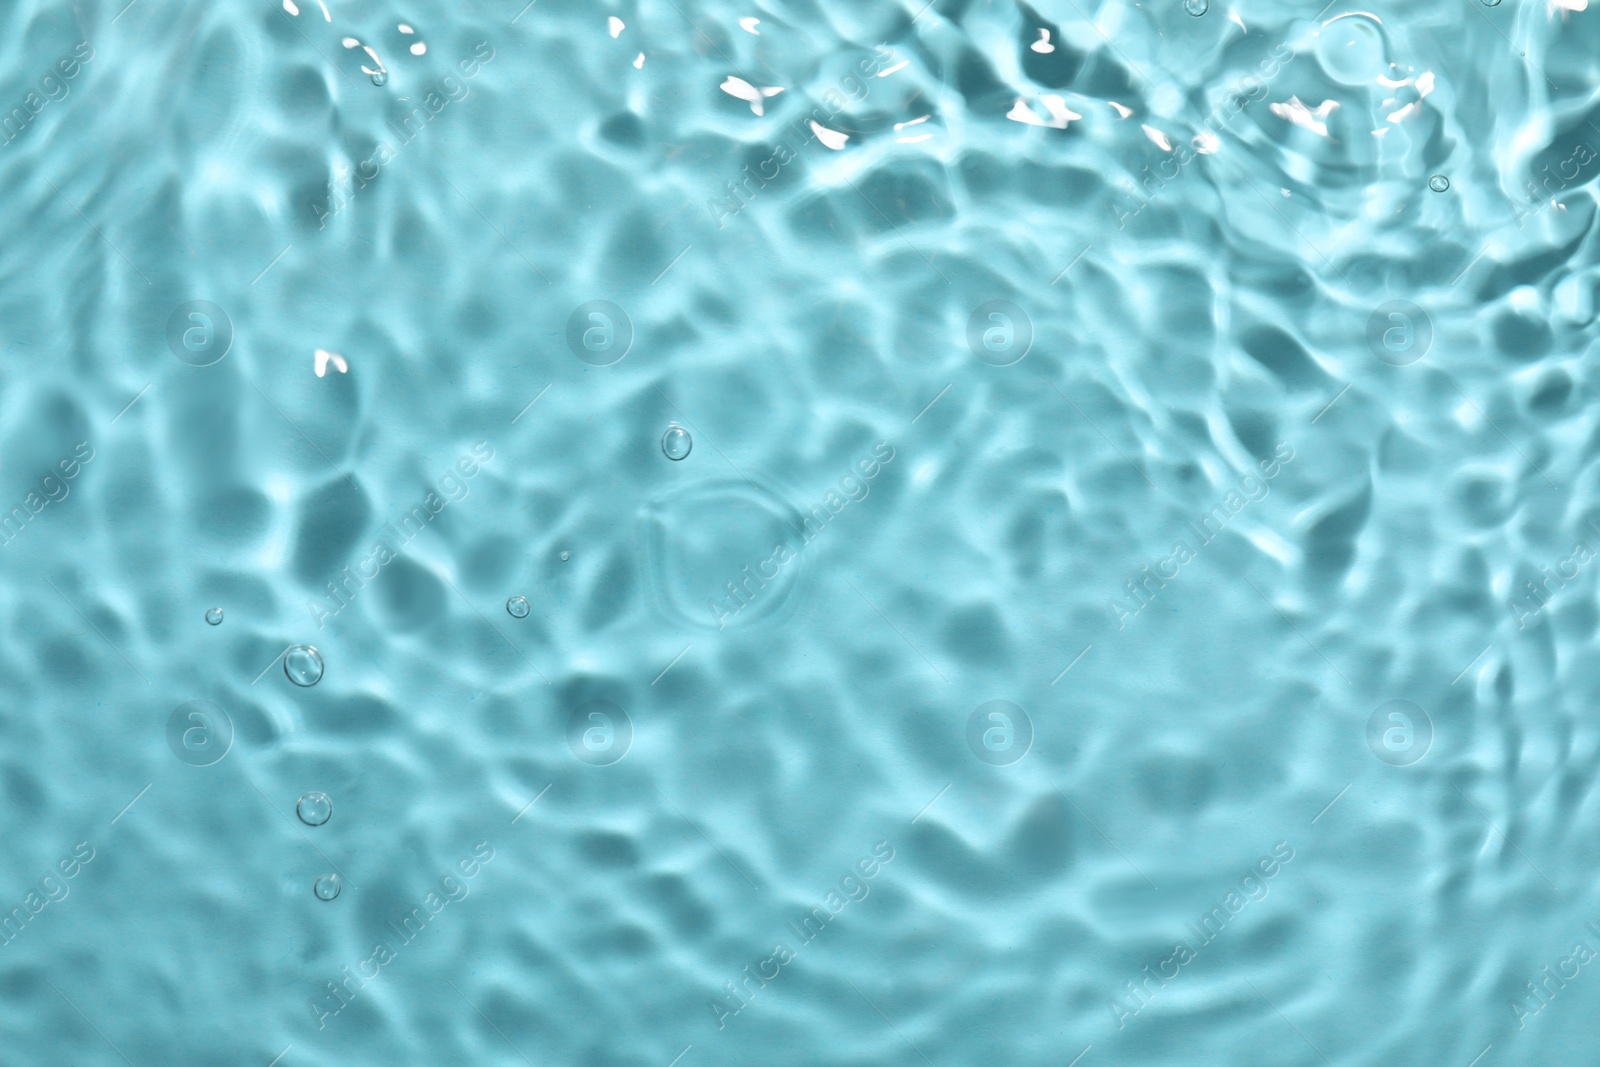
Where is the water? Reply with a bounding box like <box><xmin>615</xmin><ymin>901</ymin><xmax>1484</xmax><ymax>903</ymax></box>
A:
<box><xmin>4</xmin><ymin>1</ymin><xmax>1600</xmax><ymax>1064</ymax></box>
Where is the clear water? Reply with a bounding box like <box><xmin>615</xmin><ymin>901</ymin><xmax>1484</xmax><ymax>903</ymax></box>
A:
<box><xmin>4</xmin><ymin>0</ymin><xmax>1599</xmax><ymax>1064</ymax></box>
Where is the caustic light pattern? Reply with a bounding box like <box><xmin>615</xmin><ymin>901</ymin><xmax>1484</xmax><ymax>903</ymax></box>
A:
<box><xmin>2</xmin><ymin>1</ymin><xmax>1598</xmax><ymax>1066</ymax></box>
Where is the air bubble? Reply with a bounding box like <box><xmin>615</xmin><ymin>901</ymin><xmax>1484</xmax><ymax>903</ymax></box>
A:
<box><xmin>560</xmin><ymin>550</ymin><xmax>571</xmax><ymax>562</ymax></box>
<box><xmin>1184</xmin><ymin>0</ymin><xmax>1207</xmax><ymax>14</ymax></box>
<box><xmin>285</xmin><ymin>644</ymin><xmax>325</xmax><ymax>687</ymax></box>
<box><xmin>314</xmin><ymin>874</ymin><xmax>342</xmax><ymax>901</ymax></box>
<box><xmin>370</xmin><ymin>70</ymin><xmax>388</xmax><ymax>86</ymax></box>
<box><xmin>297</xmin><ymin>792</ymin><xmax>333</xmax><ymax>826</ymax></box>
<box><xmin>507</xmin><ymin>595</ymin><xmax>531</xmax><ymax>618</ymax></box>
<box><xmin>662</xmin><ymin>426</ymin><xmax>692</xmax><ymax>461</ymax></box>
<box><xmin>1428</xmin><ymin>174</ymin><xmax>1450</xmax><ymax>192</ymax></box>
<box><xmin>205</xmin><ymin>607</ymin><xmax>224</xmax><ymax>626</ymax></box>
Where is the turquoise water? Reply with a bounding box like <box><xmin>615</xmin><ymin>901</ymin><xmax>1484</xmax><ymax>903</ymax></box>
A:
<box><xmin>4</xmin><ymin>0</ymin><xmax>1600</xmax><ymax>1063</ymax></box>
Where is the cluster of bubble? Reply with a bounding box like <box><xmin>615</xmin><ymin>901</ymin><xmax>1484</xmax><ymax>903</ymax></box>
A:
<box><xmin>205</xmin><ymin>413</ymin><xmax>698</xmax><ymax>899</ymax></box>
<box><xmin>173</xmin><ymin>640</ymin><xmax>336</xmax><ymax>898</ymax></box>
<box><xmin>296</xmin><ymin>792</ymin><xmax>338</xmax><ymax>899</ymax></box>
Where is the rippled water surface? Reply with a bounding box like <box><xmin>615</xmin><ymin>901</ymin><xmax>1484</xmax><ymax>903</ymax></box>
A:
<box><xmin>4</xmin><ymin>0</ymin><xmax>1600</xmax><ymax>1063</ymax></box>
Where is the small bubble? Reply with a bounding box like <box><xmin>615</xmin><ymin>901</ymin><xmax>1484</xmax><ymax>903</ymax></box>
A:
<box><xmin>506</xmin><ymin>595</ymin><xmax>531</xmax><ymax>618</ymax></box>
<box><xmin>1482</xmin><ymin>0</ymin><xmax>1501</xmax><ymax>6</ymax></box>
<box><xmin>297</xmin><ymin>791</ymin><xmax>333</xmax><ymax>826</ymax></box>
<box><xmin>661</xmin><ymin>425</ymin><xmax>692</xmax><ymax>461</ymax></box>
<box><xmin>560</xmin><ymin>550</ymin><xmax>571</xmax><ymax>562</ymax></box>
<box><xmin>284</xmin><ymin>644</ymin><xmax>325</xmax><ymax>687</ymax></box>
<box><xmin>370</xmin><ymin>70</ymin><xmax>388</xmax><ymax>86</ymax></box>
<box><xmin>1184</xmin><ymin>0</ymin><xmax>1208</xmax><ymax>14</ymax></box>
<box><xmin>205</xmin><ymin>607</ymin><xmax>224</xmax><ymax>626</ymax></box>
<box><xmin>313</xmin><ymin>874</ymin><xmax>342</xmax><ymax>901</ymax></box>
<box><xmin>1428</xmin><ymin>174</ymin><xmax>1450</xmax><ymax>192</ymax></box>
